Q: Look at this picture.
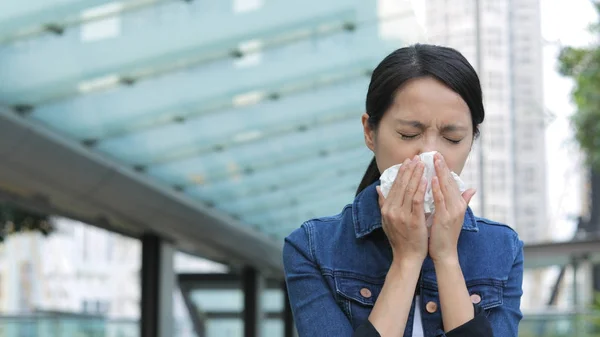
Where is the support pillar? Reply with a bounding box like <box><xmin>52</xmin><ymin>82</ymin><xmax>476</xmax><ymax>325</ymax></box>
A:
<box><xmin>242</xmin><ymin>267</ymin><xmax>263</xmax><ymax>337</ymax></box>
<box><xmin>140</xmin><ymin>234</ymin><xmax>175</xmax><ymax>337</ymax></box>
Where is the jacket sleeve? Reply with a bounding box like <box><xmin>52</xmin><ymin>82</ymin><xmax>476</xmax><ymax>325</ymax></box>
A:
<box><xmin>486</xmin><ymin>236</ymin><xmax>524</xmax><ymax>336</ymax></box>
<box><xmin>283</xmin><ymin>223</ymin><xmax>378</xmax><ymax>337</ymax></box>
<box><xmin>444</xmin><ymin>235</ymin><xmax>524</xmax><ymax>337</ymax></box>
<box><xmin>443</xmin><ymin>303</ymin><xmax>494</xmax><ymax>337</ymax></box>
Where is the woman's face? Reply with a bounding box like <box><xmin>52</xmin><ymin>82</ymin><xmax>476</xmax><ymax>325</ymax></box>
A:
<box><xmin>362</xmin><ymin>76</ymin><xmax>474</xmax><ymax>175</ymax></box>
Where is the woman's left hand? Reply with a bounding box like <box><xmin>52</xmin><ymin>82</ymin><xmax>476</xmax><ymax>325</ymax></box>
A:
<box><xmin>428</xmin><ymin>153</ymin><xmax>477</xmax><ymax>264</ymax></box>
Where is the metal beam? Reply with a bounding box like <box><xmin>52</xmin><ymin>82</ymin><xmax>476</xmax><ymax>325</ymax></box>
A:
<box><xmin>0</xmin><ymin>0</ymin><xmax>109</xmax><ymax>37</ymax></box>
<box><xmin>178</xmin><ymin>273</ymin><xmax>283</xmax><ymax>290</ymax></box>
<box><xmin>524</xmin><ymin>238</ymin><xmax>600</xmax><ymax>269</ymax></box>
<box><xmin>0</xmin><ymin>0</ymin><xmax>172</xmax><ymax>44</ymax></box>
<box><xmin>0</xmin><ymin>107</ymin><xmax>284</xmax><ymax>276</ymax></box>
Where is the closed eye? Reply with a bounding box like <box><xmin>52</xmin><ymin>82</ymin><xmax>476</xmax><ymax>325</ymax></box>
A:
<box><xmin>445</xmin><ymin>138</ymin><xmax>462</xmax><ymax>144</ymax></box>
<box><xmin>399</xmin><ymin>133</ymin><xmax>419</xmax><ymax>140</ymax></box>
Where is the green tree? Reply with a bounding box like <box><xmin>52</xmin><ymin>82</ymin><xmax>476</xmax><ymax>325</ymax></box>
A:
<box><xmin>0</xmin><ymin>204</ymin><xmax>53</xmax><ymax>242</ymax></box>
<box><xmin>557</xmin><ymin>1</ymin><xmax>600</xmax><ymax>170</ymax></box>
<box><xmin>558</xmin><ymin>3</ymin><xmax>600</xmax><ymax>333</ymax></box>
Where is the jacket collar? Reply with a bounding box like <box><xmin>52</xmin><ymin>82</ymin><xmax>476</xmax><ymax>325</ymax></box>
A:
<box><xmin>352</xmin><ymin>180</ymin><xmax>479</xmax><ymax>239</ymax></box>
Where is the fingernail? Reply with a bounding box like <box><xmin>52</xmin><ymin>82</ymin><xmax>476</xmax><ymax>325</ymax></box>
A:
<box><xmin>413</xmin><ymin>155</ymin><xmax>420</xmax><ymax>161</ymax></box>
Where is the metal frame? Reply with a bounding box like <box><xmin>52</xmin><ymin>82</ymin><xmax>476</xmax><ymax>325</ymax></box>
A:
<box><xmin>178</xmin><ymin>272</ymin><xmax>295</xmax><ymax>337</ymax></box>
<box><xmin>0</xmin><ymin>108</ymin><xmax>283</xmax><ymax>276</ymax></box>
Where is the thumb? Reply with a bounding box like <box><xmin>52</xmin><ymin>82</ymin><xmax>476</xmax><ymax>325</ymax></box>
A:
<box><xmin>462</xmin><ymin>188</ymin><xmax>477</xmax><ymax>205</ymax></box>
<box><xmin>376</xmin><ymin>185</ymin><xmax>385</xmax><ymax>208</ymax></box>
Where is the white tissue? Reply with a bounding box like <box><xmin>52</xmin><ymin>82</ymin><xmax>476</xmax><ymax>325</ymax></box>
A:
<box><xmin>379</xmin><ymin>151</ymin><xmax>466</xmax><ymax>226</ymax></box>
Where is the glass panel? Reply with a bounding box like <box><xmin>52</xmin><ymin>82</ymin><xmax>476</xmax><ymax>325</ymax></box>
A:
<box><xmin>147</xmin><ymin>118</ymin><xmax>362</xmax><ymax>188</ymax></box>
<box><xmin>1</xmin><ymin>1</ymin><xmax>360</xmax><ymax>102</ymax></box>
<box><xmin>0</xmin><ymin>316</ymin><xmax>140</xmax><ymax>337</ymax></box>
<box><xmin>92</xmin><ymin>79</ymin><xmax>368</xmax><ymax>165</ymax></box>
<box><xmin>204</xmin><ymin>318</ymin><xmax>284</xmax><ymax>337</ymax></box>
<box><xmin>261</xmin><ymin>289</ymin><xmax>283</xmax><ymax>312</ymax></box>
<box><xmin>190</xmin><ymin>289</ymin><xmax>243</xmax><ymax>313</ymax></box>
<box><xmin>206</xmin><ymin>318</ymin><xmax>242</xmax><ymax>337</ymax></box>
<box><xmin>263</xmin><ymin>319</ymin><xmax>283</xmax><ymax>337</ymax></box>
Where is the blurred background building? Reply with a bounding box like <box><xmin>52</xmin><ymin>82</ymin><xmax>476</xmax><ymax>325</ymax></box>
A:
<box><xmin>0</xmin><ymin>0</ymin><xmax>598</xmax><ymax>336</ymax></box>
<box><xmin>424</xmin><ymin>0</ymin><xmax>547</xmax><ymax>242</ymax></box>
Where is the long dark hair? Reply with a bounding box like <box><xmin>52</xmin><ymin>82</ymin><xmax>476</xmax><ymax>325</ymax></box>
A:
<box><xmin>356</xmin><ymin>44</ymin><xmax>485</xmax><ymax>195</ymax></box>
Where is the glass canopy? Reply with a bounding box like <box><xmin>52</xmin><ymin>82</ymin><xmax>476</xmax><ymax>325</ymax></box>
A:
<box><xmin>0</xmin><ymin>0</ymin><xmax>422</xmax><ymax>243</ymax></box>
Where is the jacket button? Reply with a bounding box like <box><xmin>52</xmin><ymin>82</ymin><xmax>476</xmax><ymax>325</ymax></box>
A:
<box><xmin>360</xmin><ymin>288</ymin><xmax>372</xmax><ymax>298</ymax></box>
<box><xmin>425</xmin><ymin>301</ymin><xmax>438</xmax><ymax>313</ymax></box>
<box><xmin>470</xmin><ymin>294</ymin><xmax>482</xmax><ymax>304</ymax></box>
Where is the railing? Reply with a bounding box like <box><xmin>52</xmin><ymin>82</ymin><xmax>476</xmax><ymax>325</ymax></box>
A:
<box><xmin>520</xmin><ymin>311</ymin><xmax>600</xmax><ymax>337</ymax></box>
<box><xmin>1</xmin><ymin>311</ymin><xmax>599</xmax><ymax>337</ymax></box>
<box><xmin>0</xmin><ymin>314</ymin><xmax>139</xmax><ymax>337</ymax></box>
<box><xmin>0</xmin><ymin>313</ymin><xmax>187</xmax><ymax>337</ymax></box>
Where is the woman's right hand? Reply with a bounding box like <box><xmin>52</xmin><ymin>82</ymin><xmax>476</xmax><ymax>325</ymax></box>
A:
<box><xmin>376</xmin><ymin>155</ymin><xmax>429</xmax><ymax>265</ymax></box>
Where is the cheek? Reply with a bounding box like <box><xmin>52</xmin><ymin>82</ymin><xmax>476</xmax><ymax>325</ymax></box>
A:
<box><xmin>374</xmin><ymin>133</ymin><xmax>416</xmax><ymax>170</ymax></box>
<box><xmin>439</xmin><ymin>144</ymin><xmax>471</xmax><ymax>174</ymax></box>
<box><xmin>447</xmin><ymin>149</ymin><xmax>471</xmax><ymax>174</ymax></box>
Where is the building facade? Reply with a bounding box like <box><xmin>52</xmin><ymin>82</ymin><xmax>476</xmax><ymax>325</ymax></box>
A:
<box><xmin>424</xmin><ymin>0</ymin><xmax>548</xmax><ymax>243</ymax></box>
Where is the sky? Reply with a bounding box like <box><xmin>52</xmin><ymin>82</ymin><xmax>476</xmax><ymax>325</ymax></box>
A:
<box><xmin>408</xmin><ymin>0</ymin><xmax>597</xmax><ymax>241</ymax></box>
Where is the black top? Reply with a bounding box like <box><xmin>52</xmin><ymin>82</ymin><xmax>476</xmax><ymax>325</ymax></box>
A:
<box><xmin>352</xmin><ymin>303</ymin><xmax>494</xmax><ymax>337</ymax></box>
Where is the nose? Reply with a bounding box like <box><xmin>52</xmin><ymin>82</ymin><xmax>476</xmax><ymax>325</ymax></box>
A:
<box><xmin>420</xmin><ymin>133</ymin><xmax>439</xmax><ymax>154</ymax></box>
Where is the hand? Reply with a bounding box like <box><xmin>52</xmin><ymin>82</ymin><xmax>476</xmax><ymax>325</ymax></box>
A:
<box><xmin>376</xmin><ymin>155</ymin><xmax>429</xmax><ymax>265</ymax></box>
<box><xmin>428</xmin><ymin>153</ymin><xmax>477</xmax><ymax>264</ymax></box>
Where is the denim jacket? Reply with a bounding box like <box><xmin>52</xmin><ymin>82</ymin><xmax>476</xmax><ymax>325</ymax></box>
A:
<box><xmin>283</xmin><ymin>181</ymin><xmax>524</xmax><ymax>337</ymax></box>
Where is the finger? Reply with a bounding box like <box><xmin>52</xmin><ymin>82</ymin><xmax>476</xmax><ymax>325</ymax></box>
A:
<box><xmin>432</xmin><ymin>176</ymin><xmax>446</xmax><ymax>212</ymax></box>
<box><xmin>434</xmin><ymin>154</ymin><xmax>459</xmax><ymax>207</ymax></box>
<box><xmin>386</xmin><ymin>158</ymin><xmax>411</xmax><ymax>201</ymax></box>
<box><xmin>403</xmin><ymin>161</ymin><xmax>425</xmax><ymax>210</ymax></box>
<box><xmin>411</xmin><ymin>177</ymin><xmax>428</xmax><ymax>214</ymax></box>
<box><xmin>462</xmin><ymin>188</ymin><xmax>477</xmax><ymax>205</ymax></box>
<box><xmin>389</xmin><ymin>156</ymin><xmax>419</xmax><ymax>205</ymax></box>
<box><xmin>376</xmin><ymin>185</ymin><xmax>385</xmax><ymax>209</ymax></box>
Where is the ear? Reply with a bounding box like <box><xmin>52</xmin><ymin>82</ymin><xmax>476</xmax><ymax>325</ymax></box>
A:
<box><xmin>362</xmin><ymin>113</ymin><xmax>376</xmax><ymax>152</ymax></box>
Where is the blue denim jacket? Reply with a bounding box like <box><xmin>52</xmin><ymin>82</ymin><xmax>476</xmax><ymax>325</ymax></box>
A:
<box><xmin>283</xmin><ymin>181</ymin><xmax>524</xmax><ymax>337</ymax></box>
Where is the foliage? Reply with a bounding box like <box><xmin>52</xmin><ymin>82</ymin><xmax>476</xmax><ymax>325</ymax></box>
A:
<box><xmin>557</xmin><ymin>2</ymin><xmax>600</xmax><ymax>171</ymax></box>
<box><xmin>0</xmin><ymin>204</ymin><xmax>53</xmax><ymax>242</ymax></box>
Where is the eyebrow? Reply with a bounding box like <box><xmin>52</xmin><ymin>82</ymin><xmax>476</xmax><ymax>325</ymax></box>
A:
<box><xmin>395</xmin><ymin>119</ymin><xmax>468</xmax><ymax>132</ymax></box>
<box><xmin>396</xmin><ymin>119</ymin><xmax>425</xmax><ymax>128</ymax></box>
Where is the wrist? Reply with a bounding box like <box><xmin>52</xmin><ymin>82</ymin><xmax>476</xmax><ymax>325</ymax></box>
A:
<box><xmin>432</xmin><ymin>254</ymin><xmax>460</xmax><ymax>267</ymax></box>
<box><xmin>391</xmin><ymin>255</ymin><xmax>424</xmax><ymax>272</ymax></box>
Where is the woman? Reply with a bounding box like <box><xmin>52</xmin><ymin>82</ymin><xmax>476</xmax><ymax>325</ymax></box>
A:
<box><xmin>283</xmin><ymin>44</ymin><xmax>524</xmax><ymax>337</ymax></box>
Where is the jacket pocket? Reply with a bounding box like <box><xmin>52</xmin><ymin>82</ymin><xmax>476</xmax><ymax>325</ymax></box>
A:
<box><xmin>333</xmin><ymin>272</ymin><xmax>384</xmax><ymax>328</ymax></box>
<box><xmin>466</xmin><ymin>279</ymin><xmax>504</xmax><ymax>311</ymax></box>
